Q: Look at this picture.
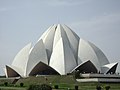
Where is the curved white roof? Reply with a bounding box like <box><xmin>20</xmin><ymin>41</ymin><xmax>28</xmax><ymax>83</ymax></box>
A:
<box><xmin>5</xmin><ymin>65</ymin><xmax>20</xmax><ymax>77</ymax></box>
<box><xmin>12</xmin><ymin>43</ymin><xmax>31</xmax><ymax>76</ymax></box>
<box><xmin>38</xmin><ymin>24</ymin><xmax>56</xmax><ymax>60</ymax></box>
<box><xmin>62</xmin><ymin>25</ymin><xmax>79</xmax><ymax>61</ymax></box>
<box><xmin>70</xmin><ymin>60</ymin><xmax>98</xmax><ymax>73</ymax></box>
<box><xmin>78</xmin><ymin>39</ymin><xmax>109</xmax><ymax>71</ymax></box>
<box><xmin>5</xmin><ymin>24</ymin><xmax>118</xmax><ymax>77</ymax></box>
<box><xmin>26</xmin><ymin>39</ymin><xmax>48</xmax><ymax>76</ymax></box>
<box><xmin>101</xmin><ymin>62</ymin><xmax>118</xmax><ymax>74</ymax></box>
<box><xmin>50</xmin><ymin>38</ymin><xmax>77</xmax><ymax>75</ymax></box>
<box><xmin>88</xmin><ymin>41</ymin><xmax>109</xmax><ymax>66</ymax></box>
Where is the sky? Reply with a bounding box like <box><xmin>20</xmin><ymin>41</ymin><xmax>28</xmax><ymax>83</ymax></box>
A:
<box><xmin>0</xmin><ymin>0</ymin><xmax>120</xmax><ymax>75</ymax></box>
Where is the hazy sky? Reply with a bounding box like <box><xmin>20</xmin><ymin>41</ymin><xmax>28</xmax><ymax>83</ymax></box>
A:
<box><xmin>0</xmin><ymin>0</ymin><xmax>120</xmax><ymax>75</ymax></box>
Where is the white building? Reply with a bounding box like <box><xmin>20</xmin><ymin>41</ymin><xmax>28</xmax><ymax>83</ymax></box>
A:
<box><xmin>5</xmin><ymin>24</ymin><xmax>118</xmax><ymax>77</ymax></box>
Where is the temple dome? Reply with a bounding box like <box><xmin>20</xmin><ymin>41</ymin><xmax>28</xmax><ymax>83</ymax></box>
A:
<box><xmin>5</xmin><ymin>24</ymin><xmax>118</xmax><ymax>77</ymax></box>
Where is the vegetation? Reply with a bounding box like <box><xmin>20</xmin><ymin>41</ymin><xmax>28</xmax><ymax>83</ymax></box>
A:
<box><xmin>96</xmin><ymin>85</ymin><xmax>101</xmax><ymax>90</ymax></box>
<box><xmin>27</xmin><ymin>84</ymin><xmax>52</xmax><ymax>90</ymax></box>
<box><xmin>54</xmin><ymin>85</ymin><xmax>59</xmax><ymax>89</ymax></box>
<box><xmin>75</xmin><ymin>85</ymin><xmax>78</xmax><ymax>90</ymax></box>
<box><xmin>20</xmin><ymin>83</ymin><xmax>24</xmax><ymax>87</ymax></box>
<box><xmin>0</xmin><ymin>75</ymin><xmax>120</xmax><ymax>90</ymax></box>
<box><xmin>105</xmin><ymin>86</ymin><xmax>110</xmax><ymax>90</ymax></box>
<box><xmin>4</xmin><ymin>82</ymin><xmax>8</xmax><ymax>86</ymax></box>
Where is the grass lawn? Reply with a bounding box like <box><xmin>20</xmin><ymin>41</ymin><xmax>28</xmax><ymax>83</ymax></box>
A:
<box><xmin>1</xmin><ymin>83</ymin><xmax>120</xmax><ymax>90</ymax></box>
<box><xmin>0</xmin><ymin>86</ymin><xmax>26</xmax><ymax>90</ymax></box>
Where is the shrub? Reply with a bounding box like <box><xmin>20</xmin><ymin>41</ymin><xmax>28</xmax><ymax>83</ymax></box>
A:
<box><xmin>41</xmin><ymin>84</ymin><xmax>52</xmax><ymax>90</ymax></box>
<box><xmin>20</xmin><ymin>83</ymin><xmax>24</xmax><ymax>87</ymax></box>
<box><xmin>105</xmin><ymin>86</ymin><xmax>110</xmax><ymax>90</ymax></box>
<box><xmin>75</xmin><ymin>85</ymin><xmax>78</xmax><ymax>90</ymax></box>
<box><xmin>73</xmin><ymin>70</ymin><xmax>80</xmax><ymax>79</ymax></box>
<box><xmin>4</xmin><ymin>82</ymin><xmax>8</xmax><ymax>86</ymax></box>
<box><xmin>54</xmin><ymin>85</ymin><xmax>59</xmax><ymax>89</ymax></box>
<box><xmin>27</xmin><ymin>84</ymin><xmax>36</xmax><ymax>90</ymax></box>
<box><xmin>27</xmin><ymin>84</ymin><xmax>52</xmax><ymax>90</ymax></box>
<box><xmin>96</xmin><ymin>85</ymin><xmax>101</xmax><ymax>90</ymax></box>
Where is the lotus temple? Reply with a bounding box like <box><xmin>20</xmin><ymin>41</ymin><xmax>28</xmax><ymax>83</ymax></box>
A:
<box><xmin>5</xmin><ymin>24</ymin><xmax>118</xmax><ymax>78</ymax></box>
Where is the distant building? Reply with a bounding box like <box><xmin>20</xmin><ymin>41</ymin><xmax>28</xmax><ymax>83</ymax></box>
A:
<box><xmin>4</xmin><ymin>24</ymin><xmax>118</xmax><ymax>77</ymax></box>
